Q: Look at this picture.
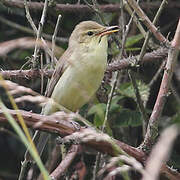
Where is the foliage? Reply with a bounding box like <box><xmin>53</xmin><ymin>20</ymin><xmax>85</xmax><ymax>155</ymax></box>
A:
<box><xmin>0</xmin><ymin>0</ymin><xmax>180</xmax><ymax>180</ymax></box>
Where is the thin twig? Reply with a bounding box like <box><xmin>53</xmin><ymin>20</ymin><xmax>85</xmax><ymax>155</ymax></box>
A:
<box><xmin>148</xmin><ymin>61</ymin><xmax>166</xmax><ymax>88</ymax></box>
<box><xmin>128</xmin><ymin>0</ymin><xmax>167</xmax><ymax>137</ymax></box>
<box><xmin>138</xmin><ymin>0</ymin><xmax>168</xmax><ymax>62</ymax></box>
<box><xmin>128</xmin><ymin>71</ymin><xmax>148</xmax><ymax>136</ymax></box>
<box><xmin>32</xmin><ymin>0</ymin><xmax>48</xmax><ymax>67</ymax></box>
<box><xmin>52</xmin><ymin>14</ymin><xmax>62</xmax><ymax>67</ymax></box>
<box><xmin>20</xmin><ymin>0</ymin><xmax>48</xmax><ymax>178</ymax></box>
<box><xmin>102</xmin><ymin>0</ymin><xmax>139</xmax><ymax>132</ymax></box>
<box><xmin>0</xmin><ymin>69</ymin><xmax>53</xmax><ymax>79</ymax></box>
<box><xmin>24</xmin><ymin>0</ymin><xmax>37</xmax><ymax>33</ymax></box>
<box><xmin>126</xmin><ymin>0</ymin><xmax>167</xmax><ymax>44</ymax></box>
<box><xmin>40</xmin><ymin>54</ymin><xmax>44</xmax><ymax>95</ymax></box>
<box><xmin>50</xmin><ymin>145</ymin><xmax>80</xmax><ymax>179</ymax></box>
<box><xmin>23</xmin><ymin>0</ymin><xmax>59</xmax><ymax>67</ymax></box>
<box><xmin>107</xmin><ymin>47</ymin><xmax>168</xmax><ymax>72</ymax></box>
<box><xmin>102</xmin><ymin>1</ymin><xmax>130</xmax><ymax>132</ymax></box>
<box><xmin>123</xmin><ymin>0</ymin><xmax>146</xmax><ymax>37</ymax></box>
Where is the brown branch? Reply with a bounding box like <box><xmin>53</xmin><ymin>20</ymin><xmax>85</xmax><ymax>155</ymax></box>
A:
<box><xmin>1</xmin><ymin>0</ymin><xmax>120</xmax><ymax>12</ymax></box>
<box><xmin>0</xmin><ymin>47</ymin><xmax>168</xmax><ymax>79</ymax></box>
<box><xmin>105</xmin><ymin>47</ymin><xmax>168</xmax><ymax>72</ymax></box>
<box><xmin>0</xmin><ymin>109</ymin><xmax>145</xmax><ymax>161</ymax></box>
<box><xmin>0</xmin><ymin>109</ymin><xmax>179</xmax><ymax>179</ymax></box>
<box><xmin>0</xmin><ymin>69</ymin><xmax>53</xmax><ymax>79</ymax></box>
<box><xmin>1</xmin><ymin>0</ymin><xmax>180</xmax><ymax>13</ymax></box>
<box><xmin>142</xmin><ymin>18</ymin><xmax>180</xmax><ymax>149</ymax></box>
<box><xmin>0</xmin><ymin>110</ymin><xmax>76</xmax><ymax>135</ymax></box>
<box><xmin>50</xmin><ymin>145</ymin><xmax>80</xmax><ymax>180</ymax></box>
<box><xmin>0</xmin><ymin>37</ymin><xmax>64</xmax><ymax>57</ymax></box>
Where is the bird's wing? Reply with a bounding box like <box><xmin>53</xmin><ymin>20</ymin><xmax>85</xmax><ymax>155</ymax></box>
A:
<box><xmin>45</xmin><ymin>47</ymin><xmax>73</xmax><ymax>97</ymax></box>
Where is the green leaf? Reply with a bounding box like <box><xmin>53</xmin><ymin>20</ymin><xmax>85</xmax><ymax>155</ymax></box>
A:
<box><xmin>94</xmin><ymin>114</ymin><xmax>103</xmax><ymax>127</ymax></box>
<box><xmin>102</xmin><ymin>0</ymin><xmax>120</xmax><ymax>3</ymax></box>
<box><xmin>88</xmin><ymin>103</ymin><xmax>106</xmax><ymax>127</ymax></box>
<box><xmin>113</xmin><ymin>109</ymin><xmax>142</xmax><ymax>127</ymax></box>
<box><xmin>118</xmin><ymin>81</ymin><xmax>150</xmax><ymax>102</ymax></box>
<box><xmin>110</xmin><ymin>34</ymin><xmax>143</xmax><ymax>55</ymax></box>
<box><xmin>110</xmin><ymin>96</ymin><xmax>123</xmax><ymax>112</ymax></box>
<box><xmin>125</xmin><ymin>34</ymin><xmax>143</xmax><ymax>48</ymax></box>
<box><xmin>171</xmin><ymin>113</ymin><xmax>180</xmax><ymax>124</ymax></box>
<box><xmin>126</xmin><ymin>47</ymin><xmax>141</xmax><ymax>52</ymax></box>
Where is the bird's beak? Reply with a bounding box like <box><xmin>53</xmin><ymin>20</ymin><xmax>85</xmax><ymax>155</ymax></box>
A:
<box><xmin>96</xmin><ymin>26</ymin><xmax>119</xmax><ymax>36</ymax></box>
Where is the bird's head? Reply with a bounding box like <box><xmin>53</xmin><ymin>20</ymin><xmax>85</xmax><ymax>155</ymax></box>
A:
<box><xmin>69</xmin><ymin>21</ymin><xmax>119</xmax><ymax>49</ymax></box>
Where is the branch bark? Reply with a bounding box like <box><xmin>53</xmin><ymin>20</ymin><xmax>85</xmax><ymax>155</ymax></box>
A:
<box><xmin>1</xmin><ymin>0</ymin><xmax>180</xmax><ymax>13</ymax></box>
<box><xmin>0</xmin><ymin>109</ymin><xmax>145</xmax><ymax>161</ymax></box>
<box><xmin>142</xmin><ymin>18</ymin><xmax>180</xmax><ymax>149</ymax></box>
<box><xmin>0</xmin><ymin>109</ymin><xmax>180</xmax><ymax>179</ymax></box>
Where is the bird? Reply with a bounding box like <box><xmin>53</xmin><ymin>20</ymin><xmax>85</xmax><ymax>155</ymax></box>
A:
<box><xmin>25</xmin><ymin>21</ymin><xmax>119</xmax><ymax>160</ymax></box>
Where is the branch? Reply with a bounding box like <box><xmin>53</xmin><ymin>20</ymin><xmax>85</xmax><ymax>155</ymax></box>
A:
<box><xmin>0</xmin><ymin>109</ymin><xmax>179</xmax><ymax>179</ymax></box>
<box><xmin>142</xmin><ymin>18</ymin><xmax>180</xmax><ymax>149</ymax></box>
<box><xmin>107</xmin><ymin>46</ymin><xmax>168</xmax><ymax>71</ymax></box>
<box><xmin>0</xmin><ymin>109</ymin><xmax>145</xmax><ymax>161</ymax></box>
<box><xmin>0</xmin><ymin>69</ymin><xmax>53</xmax><ymax>79</ymax></box>
<box><xmin>0</xmin><ymin>37</ymin><xmax>64</xmax><ymax>57</ymax></box>
<box><xmin>50</xmin><ymin>145</ymin><xmax>80</xmax><ymax>179</ymax></box>
<box><xmin>1</xmin><ymin>0</ymin><xmax>180</xmax><ymax>13</ymax></box>
<box><xmin>0</xmin><ymin>47</ymin><xmax>168</xmax><ymax>79</ymax></box>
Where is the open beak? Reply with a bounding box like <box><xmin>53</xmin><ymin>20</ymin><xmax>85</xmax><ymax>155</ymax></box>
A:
<box><xmin>96</xmin><ymin>25</ymin><xmax>119</xmax><ymax>36</ymax></box>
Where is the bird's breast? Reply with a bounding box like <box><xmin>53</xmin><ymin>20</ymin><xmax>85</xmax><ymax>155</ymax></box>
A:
<box><xmin>44</xmin><ymin>44</ymin><xmax>108</xmax><ymax>113</ymax></box>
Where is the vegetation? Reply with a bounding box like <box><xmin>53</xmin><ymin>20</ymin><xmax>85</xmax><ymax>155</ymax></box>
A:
<box><xmin>0</xmin><ymin>0</ymin><xmax>180</xmax><ymax>179</ymax></box>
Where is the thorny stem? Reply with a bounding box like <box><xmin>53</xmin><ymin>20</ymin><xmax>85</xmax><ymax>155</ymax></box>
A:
<box><xmin>142</xmin><ymin>18</ymin><xmax>180</xmax><ymax>150</ymax></box>
<box><xmin>129</xmin><ymin>0</ymin><xmax>167</xmax><ymax>137</ymax></box>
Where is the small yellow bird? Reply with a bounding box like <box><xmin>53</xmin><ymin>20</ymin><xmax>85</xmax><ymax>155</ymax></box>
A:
<box><xmin>26</xmin><ymin>21</ymin><xmax>119</xmax><ymax>159</ymax></box>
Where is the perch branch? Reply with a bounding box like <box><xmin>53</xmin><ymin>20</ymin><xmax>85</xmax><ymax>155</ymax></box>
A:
<box><xmin>0</xmin><ymin>109</ymin><xmax>179</xmax><ymax>179</ymax></box>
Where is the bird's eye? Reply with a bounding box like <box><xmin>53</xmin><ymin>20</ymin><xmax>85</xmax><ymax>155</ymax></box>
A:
<box><xmin>87</xmin><ymin>31</ymin><xmax>94</xmax><ymax>36</ymax></box>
